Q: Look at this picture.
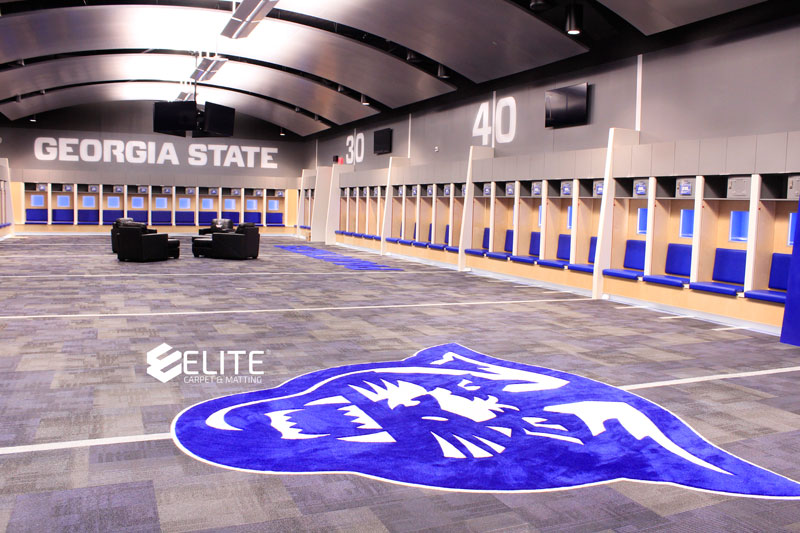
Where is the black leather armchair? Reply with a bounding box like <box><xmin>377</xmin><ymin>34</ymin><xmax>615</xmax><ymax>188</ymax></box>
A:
<box><xmin>117</xmin><ymin>226</ymin><xmax>180</xmax><ymax>262</ymax></box>
<box><xmin>192</xmin><ymin>223</ymin><xmax>259</xmax><ymax>259</ymax></box>
<box><xmin>111</xmin><ymin>218</ymin><xmax>156</xmax><ymax>253</ymax></box>
<box><xmin>199</xmin><ymin>218</ymin><xmax>234</xmax><ymax>235</ymax></box>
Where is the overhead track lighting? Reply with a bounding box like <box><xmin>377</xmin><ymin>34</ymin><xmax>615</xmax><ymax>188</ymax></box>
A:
<box><xmin>529</xmin><ymin>0</ymin><xmax>549</xmax><ymax>10</ymax></box>
<box><xmin>279</xmin><ymin>128</ymin><xmax>286</xmax><ymax>136</ymax></box>
<box><xmin>337</xmin><ymin>85</ymin><xmax>346</xmax><ymax>93</ymax></box>
<box><xmin>565</xmin><ymin>3</ymin><xmax>582</xmax><ymax>35</ymax></box>
<box><xmin>191</xmin><ymin>55</ymin><xmax>228</xmax><ymax>82</ymax></box>
<box><xmin>360</xmin><ymin>94</ymin><xmax>370</xmax><ymax>106</ymax></box>
<box><xmin>29</xmin><ymin>115</ymin><xmax>37</xmax><ymax>123</ymax></box>
<box><xmin>437</xmin><ymin>64</ymin><xmax>450</xmax><ymax>79</ymax></box>
<box><xmin>406</xmin><ymin>50</ymin><xmax>420</xmax><ymax>63</ymax></box>
<box><xmin>222</xmin><ymin>0</ymin><xmax>280</xmax><ymax>39</ymax></box>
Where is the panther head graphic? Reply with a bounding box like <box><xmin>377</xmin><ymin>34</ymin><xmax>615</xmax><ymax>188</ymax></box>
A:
<box><xmin>171</xmin><ymin>343</ymin><xmax>800</xmax><ymax>497</ymax></box>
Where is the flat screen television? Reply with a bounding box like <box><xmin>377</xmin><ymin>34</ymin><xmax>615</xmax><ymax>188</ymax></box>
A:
<box><xmin>545</xmin><ymin>82</ymin><xmax>588</xmax><ymax>128</ymax></box>
<box><xmin>199</xmin><ymin>102</ymin><xmax>235</xmax><ymax>137</ymax></box>
<box><xmin>154</xmin><ymin>101</ymin><xmax>197</xmax><ymax>137</ymax></box>
<box><xmin>374</xmin><ymin>128</ymin><xmax>393</xmax><ymax>155</ymax></box>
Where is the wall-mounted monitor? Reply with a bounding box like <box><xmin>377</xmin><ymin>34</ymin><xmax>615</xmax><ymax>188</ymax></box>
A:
<box><xmin>63</xmin><ymin>184</ymin><xmax>74</xmax><ymax>192</ymax></box>
<box><xmin>410</xmin><ymin>186</ymin><xmax>417</xmax><ymax>196</ymax></box>
<box><xmin>186</xmin><ymin>187</ymin><xmax>196</xmax><ymax>195</ymax></box>
<box><xmin>443</xmin><ymin>185</ymin><xmax>451</xmax><ymax>196</ymax></box>
<box><xmin>36</xmin><ymin>183</ymin><xmax>47</xmax><ymax>192</ymax></box>
<box><xmin>560</xmin><ymin>181</ymin><xmax>572</xmax><ymax>197</ymax></box>
<box><xmin>162</xmin><ymin>186</ymin><xmax>173</xmax><ymax>195</ymax></box>
<box><xmin>374</xmin><ymin>128</ymin><xmax>393</xmax><ymax>155</ymax></box>
<box><xmin>231</xmin><ymin>188</ymin><xmax>241</xmax><ymax>196</ymax></box>
<box><xmin>154</xmin><ymin>101</ymin><xmax>197</xmax><ymax>137</ymax></box>
<box><xmin>113</xmin><ymin>185</ymin><xmax>124</xmax><ymax>193</ymax></box>
<box><xmin>676</xmin><ymin>178</ymin><xmax>695</xmax><ymax>197</ymax></box>
<box><xmin>88</xmin><ymin>185</ymin><xmax>99</xmax><ymax>193</ymax></box>
<box><xmin>254</xmin><ymin>189</ymin><xmax>263</xmax><ymax>197</ymax></box>
<box><xmin>593</xmin><ymin>180</ymin><xmax>604</xmax><ymax>197</ymax></box>
<box><xmin>209</xmin><ymin>188</ymin><xmax>219</xmax><ymax>195</ymax></box>
<box><xmin>545</xmin><ymin>82</ymin><xmax>589</xmax><ymax>128</ymax></box>
<box><xmin>634</xmin><ymin>180</ymin><xmax>648</xmax><ymax>196</ymax></box>
<box><xmin>276</xmin><ymin>190</ymin><xmax>284</xmax><ymax>197</ymax></box>
<box><xmin>138</xmin><ymin>186</ymin><xmax>148</xmax><ymax>194</ymax></box>
<box><xmin>505</xmin><ymin>184</ymin><xmax>515</xmax><ymax>196</ymax></box>
<box><xmin>200</xmin><ymin>102</ymin><xmax>235</xmax><ymax>137</ymax></box>
<box><xmin>483</xmin><ymin>185</ymin><xmax>491</xmax><ymax>196</ymax></box>
<box><xmin>426</xmin><ymin>185</ymin><xmax>434</xmax><ymax>197</ymax></box>
<box><xmin>532</xmin><ymin>182</ymin><xmax>542</xmax><ymax>196</ymax></box>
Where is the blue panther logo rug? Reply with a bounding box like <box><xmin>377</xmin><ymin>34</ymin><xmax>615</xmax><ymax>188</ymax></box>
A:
<box><xmin>171</xmin><ymin>343</ymin><xmax>800</xmax><ymax>498</ymax></box>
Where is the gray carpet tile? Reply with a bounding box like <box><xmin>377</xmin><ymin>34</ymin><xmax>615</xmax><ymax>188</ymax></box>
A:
<box><xmin>1</xmin><ymin>234</ymin><xmax>800</xmax><ymax>532</ymax></box>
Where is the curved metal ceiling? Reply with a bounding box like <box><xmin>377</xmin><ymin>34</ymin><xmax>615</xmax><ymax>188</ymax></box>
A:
<box><xmin>276</xmin><ymin>0</ymin><xmax>588</xmax><ymax>83</ymax></box>
<box><xmin>0</xmin><ymin>54</ymin><xmax>378</xmax><ymax>125</ymax></box>
<box><xmin>0</xmin><ymin>5</ymin><xmax>453</xmax><ymax>109</ymax></box>
<box><xmin>0</xmin><ymin>82</ymin><xmax>330</xmax><ymax>136</ymax></box>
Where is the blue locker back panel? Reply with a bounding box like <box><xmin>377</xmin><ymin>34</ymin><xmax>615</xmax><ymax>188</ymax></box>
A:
<box><xmin>128</xmin><ymin>210</ymin><xmax>147</xmax><ymax>223</ymax></box>
<box><xmin>103</xmin><ymin>209</ymin><xmax>125</xmax><ymax>225</ymax></box>
<box><xmin>222</xmin><ymin>211</ymin><xmax>240</xmax><ymax>225</ymax></box>
<box><xmin>781</xmin><ymin>200</ymin><xmax>800</xmax><ymax>346</ymax></box>
<box><xmin>26</xmin><ymin>208</ymin><xmax>48</xmax><ymax>223</ymax></box>
<box><xmin>769</xmin><ymin>253</ymin><xmax>792</xmax><ymax>291</ymax></box>
<box><xmin>712</xmin><ymin>248</ymin><xmax>747</xmax><ymax>284</ymax></box>
<box><xmin>529</xmin><ymin>232</ymin><xmax>541</xmax><ymax>256</ymax></box>
<box><xmin>175</xmin><ymin>211</ymin><xmax>195</xmax><ymax>225</ymax></box>
<box><xmin>665</xmin><ymin>243</ymin><xmax>692</xmax><ymax>276</ymax></box>
<box><xmin>51</xmin><ymin>209</ymin><xmax>74</xmax><ymax>223</ymax></box>
<box><xmin>266</xmin><ymin>212</ymin><xmax>284</xmax><ymax>225</ymax></box>
<box><xmin>481</xmin><ymin>228</ymin><xmax>490</xmax><ymax>249</ymax></box>
<box><xmin>503</xmin><ymin>230</ymin><xmax>514</xmax><ymax>253</ymax></box>
<box><xmin>244</xmin><ymin>212</ymin><xmax>263</xmax><ymax>224</ymax></box>
<box><xmin>556</xmin><ymin>234</ymin><xmax>571</xmax><ymax>260</ymax></box>
<box><xmin>199</xmin><ymin>211</ymin><xmax>217</xmax><ymax>225</ymax></box>
<box><xmin>77</xmin><ymin>210</ymin><xmax>99</xmax><ymax>224</ymax></box>
<box><xmin>151</xmin><ymin>211</ymin><xmax>172</xmax><ymax>225</ymax></box>
<box><xmin>588</xmin><ymin>236</ymin><xmax>598</xmax><ymax>263</ymax></box>
<box><xmin>623</xmin><ymin>240</ymin><xmax>646</xmax><ymax>270</ymax></box>
<box><xmin>443</xmin><ymin>225</ymin><xmax>450</xmax><ymax>244</ymax></box>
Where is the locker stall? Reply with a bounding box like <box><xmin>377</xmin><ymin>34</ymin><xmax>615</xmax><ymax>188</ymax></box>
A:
<box><xmin>514</xmin><ymin>181</ymin><xmax>542</xmax><ymax>260</ymax></box>
<box><xmin>566</xmin><ymin>179</ymin><xmax>603</xmax><ymax>273</ymax></box>
<box><xmin>198</xmin><ymin>187</ymin><xmax>219</xmax><ymax>226</ymax></box>
<box><xmin>412</xmin><ymin>184</ymin><xmax>433</xmax><ymax>245</ymax></box>
<box><xmin>488</xmin><ymin>182</ymin><xmax>515</xmax><ymax>258</ymax></box>
<box><xmin>431</xmin><ymin>184</ymin><xmax>451</xmax><ymax>249</ymax></box>
<box><xmin>355</xmin><ymin>186</ymin><xmax>367</xmax><ymax>236</ymax></box>
<box><xmin>346</xmin><ymin>187</ymin><xmax>357</xmax><ymax>233</ymax></box>
<box><xmin>388</xmin><ymin>185</ymin><xmax>403</xmax><ymax>240</ymax></box>
<box><xmin>243</xmin><ymin>188</ymin><xmax>263</xmax><ymax>225</ymax></box>
<box><xmin>175</xmin><ymin>187</ymin><xmax>196</xmax><ymax>226</ymax></box>
<box><xmin>367</xmin><ymin>185</ymin><xmax>382</xmax><ymax>238</ymax></box>
<box><xmin>221</xmin><ymin>188</ymin><xmax>241</xmax><ymax>224</ymax></box>
<box><xmin>599</xmin><ymin>178</ymin><xmax>649</xmax><ymax>284</ymax></box>
<box><xmin>265</xmin><ymin>189</ymin><xmax>285</xmax><ymax>227</ymax></box>
<box><xmin>127</xmin><ymin>185</ymin><xmax>148</xmax><ymax>223</ymax></box>
<box><xmin>77</xmin><ymin>184</ymin><xmax>100</xmax><ymax>225</ymax></box>
<box><xmin>102</xmin><ymin>185</ymin><xmax>125</xmax><ymax>225</ymax></box>
<box><xmin>338</xmin><ymin>187</ymin><xmax>349</xmax><ymax>233</ymax></box>
<box><xmin>746</xmin><ymin>174</ymin><xmax>797</xmax><ymax>305</ymax></box>
<box><xmin>52</xmin><ymin>183</ymin><xmax>75</xmax><ymax>224</ymax></box>
<box><xmin>400</xmin><ymin>185</ymin><xmax>418</xmax><ymax>242</ymax></box>
<box><xmin>25</xmin><ymin>183</ymin><xmax>48</xmax><ymax>224</ymax></box>
<box><xmin>539</xmin><ymin>180</ymin><xmax>573</xmax><ymax>264</ymax></box>
<box><xmin>150</xmin><ymin>186</ymin><xmax>173</xmax><ymax>226</ymax></box>
<box><xmin>304</xmin><ymin>188</ymin><xmax>314</xmax><ymax>229</ymax></box>
<box><xmin>643</xmin><ymin>177</ymin><xmax>695</xmax><ymax>285</ymax></box>
<box><xmin>465</xmin><ymin>182</ymin><xmax>492</xmax><ymax>256</ymax></box>
<box><xmin>449</xmin><ymin>183</ymin><xmax>466</xmax><ymax>251</ymax></box>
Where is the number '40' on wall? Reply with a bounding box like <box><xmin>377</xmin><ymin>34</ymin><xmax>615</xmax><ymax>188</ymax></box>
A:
<box><xmin>472</xmin><ymin>96</ymin><xmax>517</xmax><ymax>146</ymax></box>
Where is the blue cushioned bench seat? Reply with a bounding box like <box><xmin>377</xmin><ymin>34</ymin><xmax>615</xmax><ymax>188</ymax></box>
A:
<box><xmin>744</xmin><ymin>252</ymin><xmax>791</xmax><ymax>304</ymax></box>
<box><xmin>510</xmin><ymin>232</ymin><xmax>540</xmax><ymax>265</ymax></box>
<box><xmin>370</xmin><ymin>235</ymin><xmax>381</xmax><ymax>241</ymax></box>
<box><xmin>465</xmin><ymin>227</ymin><xmax>491</xmax><ymax>257</ymax></box>
<box><xmin>26</xmin><ymin>208</ymin><xmax>48</xmax><ymax>224</ymax></box>
<box><xmin>567</xmin><ymin>236</ymin><xmax>597</xmax><ymax>273</ymax></box>
<box><xmin>412</xmin><ymin>241</ymin><xmax>429</xmax><ymax>248</ymax></box>
<box><xmin>386</xmin><ymin>237</ymin><xmax>400</xmax><ymax>243</ymax></box>
<box><xmin>398</xmin><ymin>239</ymin><xmax>414</xmax><ymax>245</ymax></box>
<box><xmin>603</xmin><ymin>240</ymin><xmax>646</xmax><ymax>280</ymax></box>
<box><xmin>335</xmin><ymin>230</ymin><xmax>344</xmax><ymax>235</ymax></box>
<box><xmin>445</xmin><ymin>246</ymin><xmax>459</xmax><ymax>253</ymax></box>
<box><xmin>538</xmin><ymin>234</ymin><xmax>571</xmax><ymax>269</ymax></box>
<box><xmin>643</xmin><ymin>243</ymin><xmax>692</xmax><ymax>287</ymax></box>
<box><xmin>428</xmin><ymin>243</ymin><xmax>446</xmax><ymax>251</ymax></box>
<box><xmin>689</xmin><ymin>248</ymin><xmax>746</xmax><ymax>296</ymax></box>
<box><xmin>487</xmin><ymin>229</ymin><xmax>514</xmax><ymax>261</ymax></box>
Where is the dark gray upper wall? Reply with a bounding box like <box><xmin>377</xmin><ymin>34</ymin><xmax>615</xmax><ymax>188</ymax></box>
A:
<box><xmin>640</xmin><ymin>20</ymin><xmax>800</xmax><ymax>144</ymax></box>
<box><xmin>313</xmin><ymin>57</ymin><xmax>638</xmax><ymax>171</ymax></box>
